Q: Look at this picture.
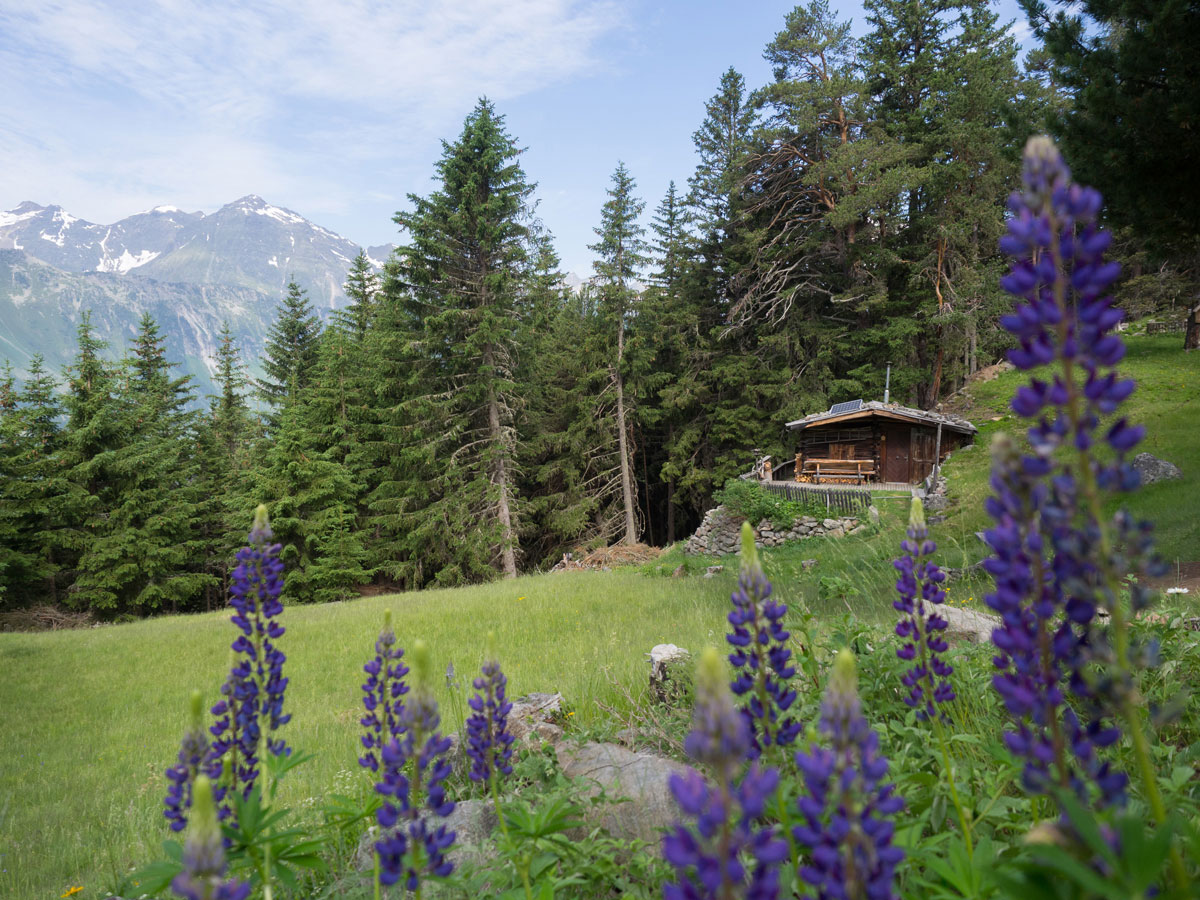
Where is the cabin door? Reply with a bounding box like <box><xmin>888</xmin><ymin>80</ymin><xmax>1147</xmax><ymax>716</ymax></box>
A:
<box><xmin>910</xmin><ymin>427</ymin><xmax>937</xmax><ymax>481</ymax></box>
<box><xmin>882</xmin><ymin>426</ymin><xmax>910</xmax><ymax>482</ymax></box>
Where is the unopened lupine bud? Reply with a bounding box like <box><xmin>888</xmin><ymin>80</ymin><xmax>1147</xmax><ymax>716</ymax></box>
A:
<box><xmin>164</xmin><ymin>691</ymin><xmax>209</xmax><ymax>832</ymax></box>
<box><xmin>170</xmin><ymin>776</ymin><xmax>250</xmax><ymax>900</ymax></box>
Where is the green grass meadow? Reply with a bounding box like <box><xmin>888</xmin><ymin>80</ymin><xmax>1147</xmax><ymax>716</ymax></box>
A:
<box><xmin>1</xmin><ymin>334</ymin><xmax>1194</xmax><ymax>900</ymax></box>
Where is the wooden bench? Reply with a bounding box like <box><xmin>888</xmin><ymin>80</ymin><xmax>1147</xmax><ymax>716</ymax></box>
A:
<box><xmin>800</xmin><ymin>458</ymin><xmax>877</xmax><ymax>484</ymax></box>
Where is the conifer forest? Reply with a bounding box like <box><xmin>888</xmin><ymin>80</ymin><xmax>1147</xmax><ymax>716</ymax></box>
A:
<box><xmin>1</xmin><ymin>0</ymin><xmax>1197</xmax><ymax>617</ymax></box>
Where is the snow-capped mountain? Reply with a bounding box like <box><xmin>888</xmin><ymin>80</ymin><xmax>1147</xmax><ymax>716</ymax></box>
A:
<box><xmin>0</xmin><ymin>197</ymin><xmax>394</xmax><ymax>398</ymax></box>
<box><xmin>0</xmin><ymin>196</ymin><xmax>392</xmax><ymax>309</ymax></box>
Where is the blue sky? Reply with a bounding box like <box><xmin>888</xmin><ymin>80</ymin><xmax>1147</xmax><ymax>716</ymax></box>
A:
<box><xmin>0</xmin><ymin>0</ymin><xmax>1029</xmax><ymax>276</ymax></box>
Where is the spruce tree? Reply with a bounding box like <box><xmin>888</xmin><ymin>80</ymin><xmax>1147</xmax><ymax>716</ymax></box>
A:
<box><xmin>337</xmin><ymin>250</ymin><xmax>381</xmax><ymax>342</ymax></box>
<box><xmin>366</xmin><ymin>98</ymin><xmax>533</xmax><ymax>584</ymax></box>
<box><xmin>588</xmin><ymin>162</ymin><xmax>648</xmax><ymax>545</ymax></box>
<box><xmin>0</xmin><ymin>356</ymin><xmax>66</xmax><ymax>605</ymax></box>
<box><xmin>0</xmin><ymin>364</ymin><xmax>24</xmax><ymax>606</ymax></box>
<box><xmin>55</xmin><ymin>312</ymin><xmax>124</xmax><ymax>610</ymax></box>
<box><xmin>254</xmin><ymin>398</ymin><xmax>368</xmax><ymax>603</ymax></box>
<box><xmin>1022</xmin><ymin>0</ymin><xmax>1200</xmax><ymax>251</ymax></box>
<box><xmin>69</xmin><ymin>314</ymin><xmax>212</xmax><ymax>613</ymax></box>
<box><xmin>259</xmin><ymin>279</ymin><xmax>323</xmax><ymax>429</ymax></box>
<box><xmin>198</xmin><ymin>323</ymin><xmax>256</xmax><ymax>606</ymax></box>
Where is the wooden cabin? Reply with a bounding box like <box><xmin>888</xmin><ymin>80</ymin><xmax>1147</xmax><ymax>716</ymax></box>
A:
<box><xmin>781</xmin><ymin>400</ymin><xmax>976</xmax><ymax>486</ymax></box>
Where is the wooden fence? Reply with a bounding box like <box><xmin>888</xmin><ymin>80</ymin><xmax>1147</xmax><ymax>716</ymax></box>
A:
<box><xmin>758</xmin><ymin>480</ymin><xmax>875</xmax><ymax>516</ymax></box>
<box><xmin>1146</xmin><ymin>320</ymin><xmax>1186</xmax><ymax>335</ymax></box>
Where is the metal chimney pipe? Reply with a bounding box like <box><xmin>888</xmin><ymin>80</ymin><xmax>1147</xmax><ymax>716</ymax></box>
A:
<box><xmin>884</xmin><ymin>362</ymin><xmax>891</xmax><ymax>404</ymax></box>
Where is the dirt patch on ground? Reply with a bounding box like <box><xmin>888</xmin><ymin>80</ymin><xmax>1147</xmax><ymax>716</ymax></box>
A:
<box><xmin>1147</xmin><ymin>561</ymin><xmax>1200</xmax><ymax>597</ymax></box>
<box><xmin>551</xmin><ymin>543</ymin><xmax>663</xmax><ymax>572</ymax></box>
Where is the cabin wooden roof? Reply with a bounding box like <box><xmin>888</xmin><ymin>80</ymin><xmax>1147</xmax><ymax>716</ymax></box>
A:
<box><xmin>785</xmin><ymin>401</ymin><xmax>977</xmax><ymax>434</ymax></box>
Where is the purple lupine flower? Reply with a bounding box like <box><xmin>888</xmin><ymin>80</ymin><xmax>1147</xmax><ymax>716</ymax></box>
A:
<box><xmin>986</xmin><ymin>135</ymin><xmax>1165</xmax><ymax>809</ymax></box>
<box><xmin>727</xmin><ymin>522</ymin><xmax>800</xmax><ymax>757</ymax></box>
<box><xmin>985</xmin><ymin>436</ymin><xmax>1126</xmax><ymax>805</ymax></box>
<box><xmin>892</xmin><ymin>498</ymin><xmax>955</xmax><ymax>722</ymax></box>
<box><xmin>201</xmin><ymin>505</ymin><xmax>290</xmax><ymax>824</ymax></box>
<box><xmin>165</xmin><ymin>691</ymin><xmax>210</xmax><ymax>832</ymax></box>
<box><xmin>663</xmin><ymin>647</ymin><xmax>789</xmax><ymax>900</ymax></box>
<box><xmin>170</xmin><ymin>776</ymin><xmax>251</xmax><ymax>900</ymax></box>
<box><xmin>465</xmin><ymin>657</ymin><xmax>515</xmax><ymax>785</ymax></box>
<box><xmin>374</xmin><ymin>641</ymin><xmax>457</xmax><ymax>890</ymax></box>
<box><xmin>360</xmin><ymin>608</ymin><xmax>409</xmax><ymax>774</ymax></box>
<box><xmin>204</xmin><ymin>657</ymin><xmax>246</xmax><ymax>823</ymax></box>
<box><xmin>793</xmin><ymin>649</ymin><xmax>904</xmax><ymax>900</ymax></box>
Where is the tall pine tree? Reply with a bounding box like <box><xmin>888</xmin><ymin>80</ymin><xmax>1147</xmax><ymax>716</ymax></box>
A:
<box><xmin>589</xmin><ymin>162</ymin><xmax>648</xmax><ymax>545</ymax></box>
<box><xmin>366</xmin><ymin>98</ymin><xmax>533</xmax><ymax>584</ymax></box>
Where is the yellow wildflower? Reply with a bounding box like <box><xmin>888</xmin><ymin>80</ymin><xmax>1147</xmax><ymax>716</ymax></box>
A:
<box><xmin>61</xmin><ymin>889</ymin><xmax>83</xmax><ymax>898</ymax></box>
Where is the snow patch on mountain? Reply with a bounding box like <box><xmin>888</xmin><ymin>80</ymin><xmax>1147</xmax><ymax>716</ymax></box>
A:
<box><xmin>0</xmin><ymin>207</ymin><xmax>42</xmax><ymax>228</ymax></box>
<box><xmin>97</xmin><ymin>249</ymin><xmax>161</xmax><ymax>274</ymax></box>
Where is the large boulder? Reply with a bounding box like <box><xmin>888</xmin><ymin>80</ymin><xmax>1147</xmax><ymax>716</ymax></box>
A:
<box><xmin>1132</xmin><ymin>452</ymin><xmax>1183</xmax><ymax>485</ymax></box>
<box><xmin>557</xmin><ymin>742</ymin><xmax>690</xmax><ymax>847</ymax></box>
<box><xmin>354</xmin><ymin>798</ymin><xmax>500</xmax><ymax>873</ymax></box>
<box><xmin>508</xmin><ymin>692</ymin><xmax>566</xmax><ymax>747</ymax></box>
<box><xmin>921</xmin><ymin>600</ymin><xmax>999</xmax><ymax>644</ymax></box>
<box><xmin>648</xmin><ymin>644</ymin><xmax>691</xmax><ymax>706</ymax></box>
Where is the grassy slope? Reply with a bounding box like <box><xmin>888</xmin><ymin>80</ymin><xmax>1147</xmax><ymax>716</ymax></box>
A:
<box><xmin>0</xmin><ymin>335</ymin><xmax>1194</xmax><ymax>900</ymax></box>
<box><xmin>2</xmin><ymin>572</ymin><xmax>743</xmax><ymax>900</ymax></box>
<box><xmin>939</xmin><ymin>333</ymin><xmax>1200</xmax><ymax>565</ymax></box>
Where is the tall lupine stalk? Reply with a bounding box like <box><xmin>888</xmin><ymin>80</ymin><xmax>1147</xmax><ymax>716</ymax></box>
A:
<box><xmin>892</xmin><ymin>498</ymin><xmax>954</xmax><ymax>723</ymax></box>
<box><xmin>727</xmin><ymin>522</ymin><xmax>800</xmax><ymax>757</ymax></box>
<box><xmin>165</xmin><ymin>691</ymin><xmax>210</xmax><ymax>833</ymax></box>
<box><xmin>663</xmin><ymin>647</ymin><xmax>788</xmax><ymax>900</ymax></box>
<box><xmin>892</xmin><ymin>498</ymin><xmax>971</xmax><ymax>857</ymax></box>
<box><xmin>374</xmin><ymin>641</ymin><xmax>457</xmax><ymax>898</ymax></box>
<box><xmin>793</xmin><ymin>650</ymin><xmax>904</xmax><ymax>900</ymax></box>
<box><xmin>207</xmin><ymin>505</ymin><xmax>291</xmax><ymax>809</ymax></box>
<box><xmin>990</xmin><ymin>136</ymin><xmax>1183</xmax><ymax>888</ymax></box>
<box><xmin>360</xmin><ymin>608</ymin><xmax>409</xmax><ymax>774</ymax></box>
<box><xmin>465</xmin><ymin>646</ymin><xmax>515</xmax><ymax>811</ymax></box>
<box><xmin>170</xmin><ymin>776</ymin><xmax>251</xmax><ymax>900</ymax></box>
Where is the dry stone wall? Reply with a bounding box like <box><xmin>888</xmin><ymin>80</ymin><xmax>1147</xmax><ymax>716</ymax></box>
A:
<box><xmin>684</xmin><ymin>506</ymin><xmax>866</xmax><ymax>556</ymax></box>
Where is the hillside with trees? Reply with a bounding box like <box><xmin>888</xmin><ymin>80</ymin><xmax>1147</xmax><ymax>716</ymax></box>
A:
<box><xmin>1</xmin><ymin>0</ymin><xmax>1195</xmax><ymax>615</ymax></box>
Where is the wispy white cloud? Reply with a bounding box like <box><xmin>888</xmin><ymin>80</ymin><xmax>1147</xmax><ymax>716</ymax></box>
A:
<box><xmin>0</xmin><ymin>0</ymin><xmax>625</xmax><ymax>232</ymax></box>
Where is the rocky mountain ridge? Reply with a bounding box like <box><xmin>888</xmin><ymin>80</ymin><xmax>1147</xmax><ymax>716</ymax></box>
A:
<box><xmin>0</xmin><ymin>197</ymin><xmax>395</xmax><ymax>398</ymax></box>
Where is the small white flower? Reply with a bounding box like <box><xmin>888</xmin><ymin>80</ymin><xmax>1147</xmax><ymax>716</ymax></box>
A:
<box><xmin>1165</xmin><ymin>587</ymin><xmax>1190</xmax><ymax>595</ymax></box>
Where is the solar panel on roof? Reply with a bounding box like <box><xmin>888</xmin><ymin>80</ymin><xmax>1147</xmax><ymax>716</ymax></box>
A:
<box><xmin>828</xmin><ymin>399</ymin><xmax>864</xmax><ymax>415</ymax></box>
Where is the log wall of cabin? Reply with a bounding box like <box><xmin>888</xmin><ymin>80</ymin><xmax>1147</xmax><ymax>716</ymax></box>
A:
<box><xmin>794</xmin><ymin>419</ymin><xmax>973</xmax><ymax>484</ymax></box>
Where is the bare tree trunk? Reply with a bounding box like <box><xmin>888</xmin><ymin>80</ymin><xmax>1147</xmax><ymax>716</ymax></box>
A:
<box><xmin>928</xmin><ymin>336</ymin><xmax>945</xmax><ymax>408</ymax></box>
<box><xmin>666</xmin><ymin>478</ymin><xmax>676</xmax><ymax>545</ymax></box>
<box><xmin>1185</xmin><ymin>299</ymin><xmax>1200</xmax><ymax>351</ymax></box>
<box><xmin>485</xmin><ymin>352</ymin><xmax>518</xmax><ymax>578</ymax></box>
<box><xmin>614</xmin><ymin>323</ymin><xmax>638</xmax><ymax>545</ymax></box>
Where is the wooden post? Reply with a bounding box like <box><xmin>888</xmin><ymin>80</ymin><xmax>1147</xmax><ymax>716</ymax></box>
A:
<box><xmin>933</xmin><ymin>422</ymin><xmax>943</xmax><ymax>483</ymax></box>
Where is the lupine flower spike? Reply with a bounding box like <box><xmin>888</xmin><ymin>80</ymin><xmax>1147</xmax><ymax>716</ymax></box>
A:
<box><xmin>793</xmin><ymin>649</ymin><xmax>904</xmax><ymax>900</ymax></box>
<box><xmin>663</xmin><ymin>647</ymin><xmax>788</xmax><ymax>900</ymax></box>
<box><xmin>465</xmin><ymin>636</ymin><xmax>515</xmax><ymax>788</ymax></box>
<box><xmin>207</xmin><ymin>506</ymin><xmax>291</xmax><ymax>806</ymax></box>
<box><xmin>170</xmin><ymin>776</ymin><xmax>250</xmax><ymax>900</ymax></box>
<box><xmin>727</xmin><ymin>522</ymin><xmax>799</xmax><ymax>757</ymax></box>
<box><xmin>375</xmin><ymin>640</ymin><xmax>457</xmax><ymax>891</ymax></box>
<box><xmin>360</xmin><ymin>608</ymin><xmax>409</xmax><ymax>774</ymax></box>
<box><xmin>987</xmin><ymin>136</ymin><xmax>1167</xmax><ymax>809</ymax></box>
<box><xmin>165</xmin><ymin>691</ymin><xmax>210</xmax><ymax>833</ymax></box>
<box><xmin>892</xmin><ymin>498</ymin><xmax>954</xmax><ymax>721</ymax></box>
